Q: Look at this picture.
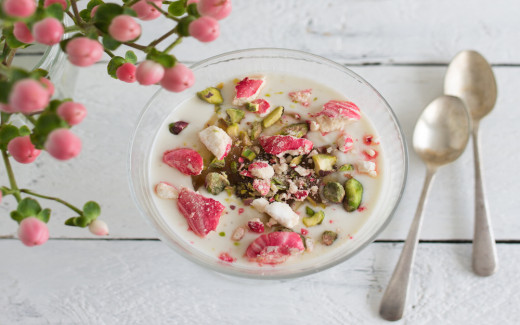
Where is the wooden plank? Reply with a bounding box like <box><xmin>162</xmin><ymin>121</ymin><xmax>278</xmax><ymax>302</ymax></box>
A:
<box><xmin>0</xmin><ymin>240</ymin><xmax>517</xmax><ymax>324</ymax></box>
<box><xmin>0</xmin><ymin>64</ymin><xmax>517</xmax><ymax>240</ymax></box>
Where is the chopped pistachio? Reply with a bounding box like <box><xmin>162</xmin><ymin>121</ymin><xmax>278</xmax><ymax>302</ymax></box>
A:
<box><xmin>197</xmin><ymin>87</ymin><xmax>223</xmax><ymax>104</ymax></box>
<box><xmin>239</xmin><ymin>131</ymin><xmax>252</xmax><ymax>146</ymax></box>
<box><xmin>245</xmin><ymin>102</ymin><xmax>259</xmax><ymax>112</ymax></box>
<box><xmin>224</xmin><ymin>186</ymin><xmax>235</xmax><ymax>196</ymax></box>
<box><xmin>168</xmin><ymin>121</ymin><xmax>189</xmax><ymax>135</ymax></box>
<box><xmin>281</xmin><ymin>123</ymin><xmax>309</xmax><ymax>138</ymax></box>
<box><xmin>306</xmin><ymin>196</ymin><xmax>318</xmax><ymax>206</ymax></box>
<box><xmin>338</xmin><ymin>164</ymin><xmax>354</xmax><ymax>172</ymax></box>
<box><xmin>205</xmin><ymin>172</ymin><xmax>230</xmax><ymax>195</ymax></box>
<box><xmin>322</xmin><ymin>182</ymin><xmax>345</xmax><ymax>203</ymax></box>
<box><xmin>302</xmin><ymin>211</ymin><xmax>325</xmax><ymax>227</ymax></box>
<box><xmin>305</xmin><ymin>206</ymin><xmax>315</xmax><ymax>216</ymax></box>
<box><xmin>343</xmin><ymin>178</ymin><xmax>363</xmax><ymax>212</ymax></box>
<box><xmin>312</xmin><ymin>154</ymin><xmax>337</xmax><ymax>174</ymax></box>
<box><xmin>250</xmin><ymin>121</ymin><xmax>263</xmax><ymax>140</ymax></box>
<box><xmin>290</xmin><ymin>156</ymin><xmax>303</xmax><ymax>166</ymax></box>
<box><xmin>322</xmin><ymin>230</ymin><xmax>338</xmax><ymax>246</ymax></box>
<box><xmin>226</xmin><ymin>123</ymin><xmax>240</xmax><ymax>137</ymax></box>
<box><xmin>241</xmin><ymin>148</ymin><xmax>256</xmax><ymax>161</ymax></box>
<box><xmin>262</xmin><ymin>106</ymin><xmax>284</xmax><ymax>128</ymax></box>
<box><xmin>226</xmin><ymin>108</ymin><xmax>245</xmax><ymax>124</ymax></box>
<box><xmin>210</xmin><ymin>157</ymin><xmax>225</xmax><ymax>169</ymax></box>
<box><xmin>230</xmin><ymin>161</ymin><xmax>238</xmax><ymax>173</ymax></box>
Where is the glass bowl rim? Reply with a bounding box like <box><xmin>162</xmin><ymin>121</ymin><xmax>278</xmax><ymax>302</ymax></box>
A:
<box><xmin>128</xmin><ymin>47</ymin><xmax>409</xmax><ymax>280</ymax></box>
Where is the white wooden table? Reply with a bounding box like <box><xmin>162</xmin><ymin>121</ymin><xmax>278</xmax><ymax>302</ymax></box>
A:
<box><xmin>2</xmin><ymin>1</ymin><xmax>519</xmax><ymax>323</ymax></box>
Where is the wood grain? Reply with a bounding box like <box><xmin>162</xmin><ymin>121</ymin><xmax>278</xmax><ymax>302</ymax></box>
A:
<box><xmin>0</xmin><ymin>241</ymin><xmax>517</xmax><ymax>324</ymax></box>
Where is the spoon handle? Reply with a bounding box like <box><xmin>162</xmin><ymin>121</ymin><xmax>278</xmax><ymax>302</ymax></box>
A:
<box><xmin>472</xmin><ymin>123</ymin><xmax>498</xmax><ymax>276</ymax></box>
<box><xmin>379</xmin><ymin>167</ymin><xmax>436</xmax><ymax>321</ymax></box>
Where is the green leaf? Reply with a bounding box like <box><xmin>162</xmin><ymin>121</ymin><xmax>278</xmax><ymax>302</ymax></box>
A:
<box><xmin>4</xmin><ymin>27</ymin><xmax>28</xmax><ymax>49</ymax></box>
<box><xmin>186</xmin><ymin>3</ymin><xmax>199</xmax><ymax>17</ymax></box>
<box><xmin>83</xmin><ymin>201</ymin><xmax>101</xmax><ymax>220</ymax></box>
<box><xmin>102</xmin><ymin>35</ymin><xmax>121</xmax><ymax>51</ymax></box>
<box><xmin>87</xmin><ymin>0</ymin><xmax>104</xmax><ymax>11</ymax></box>
<box><xmin>125</xmin><ymin>50</ymin><xmax>137</xmax><ymax>64</ymax></box>
<box><xmin>177</xmin><ymin>15</ymin><xmax>196</xmax><ymax>37</ymax></box>
<box><xmin>75</xmin><ymin>216</ymin><xmax>90</xmax><ymax>227</ymax></box>
<box><xmin>19</xmin><ymin>125</ymin><xmax>31</xmax><ymax>136</ymax></box>
<box><xmin>45</xmin><ymin>3</ymin><xmax>64</xmax><ymax>20</ymax></box>
<box><xmin>31</xmin><ymin>69</ymin><xmax>49</xmax><ymax>78</ymax></box>
<box><xmin>17</xmin><ymin>198</ymin><xmax>42</xmax><ymax>218</ymax></box>
<box><xmin>107</xmin><ymin>56</ymin><xmax>126</xmax><ymax>79</ymax></box>
<box><xmin>146</xmin><ymin>49</ymin><xmax>176</xmax><ymax>68</ymax></box>
<box><xmin>64</xmin><ymin>217</ymin><xmax>77</xmax><ymax>226</ymax></box>
<box><xmin>48</xmin><ymin>99</ymin><xmax>64</xmax><ymax>112</ymax></box>
<box><xmin>0</xmin><ymin>81</ymin><xmax>11</xmax><ymax>103</ymax></box>
<box><xmin>30</xmin><ymin>113</ymin><xmax>68</xmax><ymax>149</ymax></box>
<box><xmin>0</xmin><ymin>125</ymin><xmax>20</xmax><ymax>151</ymax></box>
<box><xmin>122</xmin><ymin>7</ymin><xmax>137</xmax><ymax>17</ymax></box>
<box><xmin>37</xmin><ymin>208</ymin><xmax>51</xmax><ymax>223</ymax></box>
<box><xmin>168</xmin><ymin>1</ymin><xmax>186</xmax><ymax>16</ymax></box>
<box><xmin>10</xmin><ymin>68</ymin><xmax>32</xmax><ymax>83</ymax></box>
<box><xmin>10</xmin><ymin>211</ymin><xmax>24</xmax><ymax>223</ymax></box>
<box><xmin>79</xmin><ymin>9</ymin><xmax>92</xmax><ymax>23</ymax></box>
<box><xmin>93</xmin><ymin>3</ymin><xmax>124</xmax><ymax>33</ymax></box>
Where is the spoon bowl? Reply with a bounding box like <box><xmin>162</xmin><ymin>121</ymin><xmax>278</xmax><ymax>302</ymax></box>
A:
<box><xmin>413</xmin><ymin>95</ymin><xmax>471</xmax><ymax>166</ymax></box>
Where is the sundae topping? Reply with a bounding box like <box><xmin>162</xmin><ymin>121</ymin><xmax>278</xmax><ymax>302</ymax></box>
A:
<box><xmin>233</xmin><ymin>76</ymin><xmax>265</xmax><ymax>106</ymax></box>
<box><xmin>259</xmin><ymin>135</ymin><xmax>313</xmax><ymax>157</ymax></box>
<box><xmin>199</xmin><ymin>125</ymin><xmax>232</xmax><ymax>160</ymax></box>
<box><xmin>288</xmin><ymin>89</ymin><xmax>312</xmax><ymax>107</ymax></box>
<box><xmin>177</xmin><ymin>188</ymin><xmax>226</xmax><ymax>237</ymax></box>
<box><xmin>163</xmin><ymin>148</ymin><xmax>203</xmax><ymax>176</ymax></box>
<box><xmin>311</xmin><ymin>100</ymin><xmax>361</xmax><ymax>132</ymax></box>
<box><xmin>245</xmin><ymin>231</ymin><xmax>304</xmax><ymax>265</ymax></box>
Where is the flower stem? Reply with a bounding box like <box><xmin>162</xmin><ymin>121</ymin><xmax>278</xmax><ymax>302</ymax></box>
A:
<box><xmin>148</xmin><ymin>28</ymin><xmax>178</xmax><ymax>48</ymax></box>
<box><xmin>70</xmin><ymin>0</ymin><xmax>84</xmax><ymax>27</ymax></box>
<box><xmin>64</xmin><ymin>25</ymin><xmax>81</xmax><ymax>33</ymax></box>
<box><xmin>20</xmin><ymin>189</ymin><xmax>83</xmax><ymax>215</ymax></box>
<box><xmin>123</xmin><ymin>42</ymin><xmax>149</xmax><ymax>51</ymax></box>
<box><xmin>164</xmin><ymin>36</ymin><xmax>183</xmax><ymax>53</ymax></box>
<box><xmin>104</xmin><ymin>49</ymin><xmax>115</xmax><ymax>58</ymax></box>
<box><xmin>2</xmin><ymin>151</ymin><xmax>21</xmax><ymax>202</ymax></box>
<box><xmin>150</xmin><ymin>2</ymin><xmax>180</xmax><ymax>22</ymax></box>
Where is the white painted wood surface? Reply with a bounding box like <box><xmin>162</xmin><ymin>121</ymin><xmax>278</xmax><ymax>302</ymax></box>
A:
<box><xmin>1</xmin><ymin>241</ymin><xmax>518</xmax><ymax>324</ymax></box>
<box><xmin>2</xmin><ymin>0</ymin><xmax>519</xmax><ymax>323</ymax></box>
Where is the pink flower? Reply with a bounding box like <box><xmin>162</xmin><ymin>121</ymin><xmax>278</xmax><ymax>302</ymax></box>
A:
<box><xmin>89</xmin><ymin>220</ymin><xmax>109</xmax><ymax>236</ymax></box>
<box><xmin>7</xmin><ymin>136</ymin><xmax>41</xmax><ymax>164</ymax></box>
<box><xmin>9</xmin><ymin>79</ymin><xmax>50</xmax><ymax>113</ymax></box>
<box><xmin>197</xmin><ymin>0</ymin><xmax>232</xmax><ymax>20</ymax></box>
<box><xmin>2</xmin><ymin>0</ymin><xmax>36</xmax><ymax>18</ymax></box>
<box><xmin>57</xmin><ymin>102</ymin><xmax>87</xmax><ymax>125</ymax></box>
<box><xmin>32</xmin><ymin>17</ymin><xmax>64</xmax><ymax>46</ymax></box>
<box><xmin>44</xmin><ymin>129</ymin><xmax>82</xmax><ymax>161</ymax></box>
<box><xmin>116</xmin><ymin>63</ymin><xmax>137</xmax><ymax>83</ymax></box>
<box><xmin>66</xmin><ymin>37</ymin><xmax>103</xmax><ymax>67</ymax></box>
<box><xmin>13</xmin><ymin>22</ymin><xmax>34</xmax><ymax>44</ymax></box>
<box><xmin>189</xmin><ymin>16</ymin><xmax>220</xmax><ymax>42</ymax></box>
<box><xmin>131</xmin><ymin>0</ymin><xmax>162</xmax><ymax>21</ymax></box>
<box><xmin>160</xmin><ymin>64</ymin><xmax>195</xmax><ymax>92</ymax></box>
<box><xmin>108</xmin><ymin>15</ymin><xmax>141</xmax><ymax>42</ymax></box>
<box><xmin>18</xmin><ymin>217</ymin><xmax>49</xmax><ymax>247</ymax></box>
<box><xmin>136</xmin><ymin>60</ymin><xmax>165</xmax><ymax>85</ymax></box>
<box><xmin>44</xmin><ymin>0</ymin><xmax>68</xmax><ymax>10</ymax></box>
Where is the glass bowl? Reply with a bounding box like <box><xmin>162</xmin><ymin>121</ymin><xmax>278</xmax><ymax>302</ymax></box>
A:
<box><xmin>128</xmin><ymin>48</ymin><xmax>407</xmax><ymax>280</ymax></box>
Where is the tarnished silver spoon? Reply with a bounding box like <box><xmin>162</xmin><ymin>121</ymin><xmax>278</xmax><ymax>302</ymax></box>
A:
<box><xmin>444</xmin><ymin>50</ymin><xmax>498</xmax><ymax>277</ymax></box>
<box><xmin>379</xmin><ymin>95</ymin><xmax>471</xmax><ymax>321</ymax></box>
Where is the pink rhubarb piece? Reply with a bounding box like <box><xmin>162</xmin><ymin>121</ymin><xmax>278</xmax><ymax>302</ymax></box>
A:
<box><xmin>245</xmin><ymin>232</ymin><xmax>305</xmax><ymax>265</ymax></box>
<box><xmin>259</xmin><ymin>135</ymin><xmax>313</xmax><ymax>157</ymax></box>
<box><xmin>337</xmin><ymin>133</ymin><xmax>354</xmax><ymax>153</ymax></box>
<box><xmin>177</xmin><ymin>188</ymin><xmax>225</xmax><ymax>237</ymax></box>
<box><xmin>163</xmin><ymin>148</ymin><xmax>203</xmax><ymax>175</ymax></box>
<box><xmin>232</xmin><ymin>76</ymin><xmax>265</xmax><ymax>106</ymax></box>
<box><xmin>311</xmin><ymin>100</ymin><xmax>361</xmax><ymax>120</ymax></box>
<box><xmin>253</xmin><ymin>179</ymin><xmax>270</xmax><ymax>196</ymax></box>
<box><xmin>252</xmin><ymin>98</ymin><xmax>271</xmax><ymax>115</ymax></box>
<box><xmin>288</xmin><ymin>89</ymin><xmax>312</xmax><ymax>107</ymax></box>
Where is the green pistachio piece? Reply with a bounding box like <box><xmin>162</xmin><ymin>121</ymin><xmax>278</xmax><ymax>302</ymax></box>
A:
<box><xmin>209</xmin><ymin>157</ymin><xmax>225</xmax><ymax>169</ymax></box>
<box><xmin>239</xmin><ymin>131</ymin><xmax>252</xmax><ymax>146</ymax></box>
<box><xmin>226</xmin><ymin>108</ymin><xmax>245</xmax><ymax>124</ymax></box>
<box><xmin>302</xmin><ymin>210</ymin><xmax>325</xmax><ymax>227</ymax></box>
<box><xmin>245</xmin><ymin>102</ymin><xmax>259</xmax><ymax>112</ymax></box>
<box><xmin>250</xmin><ymin>121</ymin><xmax>263</xmax><ymax>140</ymax></box>
<box><xmin>322</xmin><ymin>182</ymin><xmax>345</xmax><ymax>203</ymax></box>
<box><xmin>305</xmin><ymin>206</ymin><xmax>315</xmax><ymax>216</ymax></box>
<box><xmin>226</xmin><ymin>123</ymin><xmax>240</xmax><ymax>137</ymax></box>
<box><xmin>343</xmin><ymin>178</ymin><xmax>363</xmax><ymax>212</ymax></box>
<box><xmin>312</xmin><ymin>154</ymin><xmax>337</xmax><ymax>174</ymax></box>
<box><xmin>338</xmin><ymin>164</ymin><xmax>354</xmax><ymax>172</ymax></box>
<box><xmin>262</xmin><ymin>106</ymin><xmax>284</xmax><ymax>128</ymax></box>
<box><xmin>241</xmin><ymin>148</ymin><xmax>256</xmax><ymax>161</ymax></box>
<box><xmin>197</xmin><ymin>87</ymin><xmax>223</xmax><ymax>104</ymax></box>
<box><xmin>281</xmin><ymin>123</ymin><xmax>308</xmax><ymax>138</ymax></box>
<box><xmin>230</xmin><ymin>161</ymin><xmax>238</xmax><ymax>173</ymax></box>
<box><xmin>205</xmin><ymin>172</ymin><xmax>230</xmax><ymax>195</ymax></box>
<box><xmin>290</xmin><ymin>156</ymin><xmax>303</xmax><ymax>166</ymax></box>
<box><xmin>322</xmin><ymin>230</ymin><xmax>338</xmax><ymax>246</ymax></box>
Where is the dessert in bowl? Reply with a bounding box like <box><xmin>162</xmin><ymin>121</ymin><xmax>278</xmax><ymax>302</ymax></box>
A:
<box><xmin>129</xmin><ymin>49</ymin><xmax>407</xmax><ymax>279</ymax></box>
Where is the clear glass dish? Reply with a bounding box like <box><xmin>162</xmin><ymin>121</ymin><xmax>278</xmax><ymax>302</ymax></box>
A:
<box><xmin>128</xmin><ymin>48</ymin><xmax>408</xmax><ymax>280</ymax></box>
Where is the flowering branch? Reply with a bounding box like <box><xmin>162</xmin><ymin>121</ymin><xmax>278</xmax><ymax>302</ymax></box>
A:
<box><xmin>0</xmin><ymin>0</ymin><xmax>232</xmax><ymax>246</ymax></box>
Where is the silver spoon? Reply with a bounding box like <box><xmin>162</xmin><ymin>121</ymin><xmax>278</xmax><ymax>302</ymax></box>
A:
<box><xmin>444</xmin><ymin>50</ymin><xmax>498</xmax><ymax>277</ymax></box>
<box><xmin>379</xmin><ymin>95</ymin><xmax>471</xmax><ymax>321</ymax></box>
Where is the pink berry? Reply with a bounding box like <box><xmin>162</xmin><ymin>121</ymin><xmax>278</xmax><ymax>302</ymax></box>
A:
<box><xmin>131</xmin><ymin>0</ymin><xmax>162</xmax><ymax>21</ymax></box>
<box><xmin>32</xmin><ymin>17</ymin><xmax>64</xmax><ymax>45</ymax></box>
<box><xmin>39</xmin><ymin>77</ymin><xmax>54</xmax><ymax>98</ymax></box>
<box><xmin>2</xmin><ymin>0</ymin><xmax>36</xmax><ymax>18</ymax></box>
<box><xmin>187</xmin><ymin>0</ymin><xmax>199</xmax><ymax>4</ymax></box>
<box><xmin>136</xmin><ymin>60</ymin><xmax>165</xmax><ymax>85</ymax></box>
<box><xmin>108</xmin><ymin>15</ymin><xmax>141</xmax><ymax>42</ymax></box>
<box><xmin>57</xmin><ymin>102</ymin><xmax>87</xmax><ymax>125</ymax></box>
<box><xmin>89</xmin><ymin>219</ymin><xmax>109</xmax><ymax>236</ymax></box>
<box><xmin>18</xmin><ymin>217</ymin><xmax>49</xmax><ymax>247</ymax></box>
<box><xmin>7</xmin><ymin>136</ymin><xmax>41</xmax><ymax>164</ymax></box>
<box><xmin>0</xmin><ymin>103</ymin><xmax>16</xmax><ymax>113</ymax></box>
<box><xmin>197</xmin><ymin>0</ymin><xmax>231</xmax><ymax>20</ymax></box>
<box><xmin>66</xmin><ymin>37</ymin><xmax>103</xmax><ymax>67</ymax></box>
<box><xmin>160</xmin><ymin>64</ymin><xmax>195</xmax><ymax>92</ymax></box>
<box><xmin>44</xmin><ymin>129</ymin><xmax>82</xmax><ymax>161</ymax></box>
<box><xmin>9</xmin><ymin>79</ymin><xmax>49</xmax><ymax>113</ymax></box>
<box><xmin>13</xmin><ymin>22</ymin><xmax>34</xmax><ymax>44</ymax></box>
<box><xmin>44</xmin><ymin>0</ymin><xmax>68</xmax><ymax>10</ymax></box>
<box><xmin>116</xmin><ymin>62</ymin><xmax>137</xmax><ymax>83</ymax></box>
<box><xmin>189</xmin><ymin>16</ymin><xmax>219</xmax><ymax>42</ymax></box>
